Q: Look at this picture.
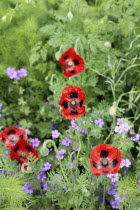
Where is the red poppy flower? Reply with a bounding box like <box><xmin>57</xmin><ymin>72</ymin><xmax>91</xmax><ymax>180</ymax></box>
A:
<box><xmin>59</xmin><ymin>86</ymin><xmax>86</xmax><ymax>119</ymax></box>
<box><xmin>90</xmin><ymin>144</ymin><xmax>122</xmax><ymax>176</ymax></box>
<box><xmin>0</xmin><ymin>126</ymin><xmax>27</xmax><ymax>149</ymax></box>
<box><xmin>10</xmin><ymin>140</ymin><xmax>38</xmax><ymax>164</ymax></box>
<box><xmin>59</xmin><ymin>48</ymin><xmax>85</xmax><ymax>77</ymax></box>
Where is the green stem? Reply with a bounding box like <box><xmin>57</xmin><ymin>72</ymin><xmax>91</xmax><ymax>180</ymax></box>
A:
<box><xmin>43</xmin><ymin>140</ymin><xmax>68</xmax><ymax>183</ymax></box>
<box><xmin>102</xmin><ymin>178</ymin><xmax>106</xmax><ymax>206</ymax></box>
<box><xmin>76</xmin><ymin>131</ymin><xmax>82</xmax><ymax>161</ymax></box>
<box><xmin>104</xmin><ymin>114</ymin><xmax>116</xmax><ymax>144</ymax></box>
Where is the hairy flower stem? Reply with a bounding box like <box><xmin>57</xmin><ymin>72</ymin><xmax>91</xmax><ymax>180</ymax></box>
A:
<box><xmin>76</xmin><ymin>131</ymin><xmax>81</xmax><ymax>162</ymax></box>
<box><xmin>104</xmin><ymin>115</ymin><xmax>116</xmax><ymax>144</ymax></box>
<box><xmin>43</xmin><ymin>140</ymin><xmax>68</xmax><ymax>183</ymax></box>
<box><xmin>102</xmin><ymin>178</ymin><xmax>106</xmax><ymax>206</ymax></box>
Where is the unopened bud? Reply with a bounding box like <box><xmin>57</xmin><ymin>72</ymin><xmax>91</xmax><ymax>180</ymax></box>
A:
<box><xmin>104</xmin><ymin>41</ymin><xmax>111</xmax><ymax>48</ymax></box>
<box><xmin>40</xmin><ymin>147</ymin><xmax>49</xmax><ymax>156</ymax></box>
<box><xmin>67</xmin><ymin>11</ymin><xmax>73</xmax><ymax>21</ymax></box>
<box><xmin>109</xmin><ymin>105</ymin><xmax>117</xmax><ymax>116</ymax></box>
<box><xmin>1</xmin><ymin>16</ymin><xmax>6</xmax><ymax>21</ymax></box>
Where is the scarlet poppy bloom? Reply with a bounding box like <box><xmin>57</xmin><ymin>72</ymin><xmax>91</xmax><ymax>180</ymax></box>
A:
<box><xmin>10</xmin><ymin>140</ymin><xmax>38</xmax><ymax>164</ymax></box>
<box><xmin>59</xmin><ymin>86</ymin><xmax>86</xmax><ymax>119</ymax></box>
<box><xmin>0</xmin><ymin>126</ymin><xmax>27</xmax><ymax>149</ymax></box>
<box><xmin>90</xmin><ymin>144</ymin><xmax>122</xmax><ymax>176</ymax></box>
<box><xmin>59</xmin><ymin>48</ymin><xmax>85</xmax><ymax>77</ymax></box>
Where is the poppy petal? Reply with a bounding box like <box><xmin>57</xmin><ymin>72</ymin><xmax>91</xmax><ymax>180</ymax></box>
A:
<box><xmin>90</xmin><ymin>144</ymin><xmax>122</xmax><ymax>176</ymax></box>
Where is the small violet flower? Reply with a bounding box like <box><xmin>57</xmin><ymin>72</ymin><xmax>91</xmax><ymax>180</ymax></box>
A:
<box><xmin>114</xmin><ymin>120</ymin><xmax>131</xmax><ymax>134</ymax></box>
<box><xmin>70</xmin><ymin>119</ymin><xmax>79</xmax><ymax>130</ymax></box>
<box><xmin>62</xmin><ymin>137</ymin><xmax>71</xmax><ymax>146</ymax></box>
<box><xmin>0</xmin><ymin>104</ymin><xmax>2</xmax><ymax>110</ymax></box>
<box><xmin>131</xmin><ymin>133</ymin><xmax>140</xmax><ymax>141</ymax></box>
<box><xmin>51</xmin><ymin>122</ymin><xmax>58</xmax><ymax>130</ymax></box>
<box><xmin>107</xmin><ymin>173</ymin><xmax>119</xmax><ymax>182</ymax></box>
<box><xmin>120</xmin><ymin>159</ymin><xmax>131</xmax><ymax>168</ymax></box>
<box><xmin>41</xmin><ymin>162</ymin><xmax>52</xmax><ymax>172</ymax></box>
<box><xmin>94</xmin><ymin>118</ymin><xmax>104</xmax><ymax>127</ymax></box>
<box><xmin>52</xmin><ymin>130</ymin><xmax>60</xmax><ymax>139</ymax></box>
<box><xmin>6</xmin><ymin>67</ymin><xmax>28</xmax><ymax>80</ymax></box>
<box><xmin>56</xmin><ymin>149</ymin><xmax>66</xmax><ymax>160</ymax></box>
<box><xmin>31</xmin><ymin>138</ymin><xmax>40</xmax><ymax>148</ymax></box>
<box><xmin>25</xmin><ymin>129</ymin><xmax>30</xmax><ymax>134</ymax></box>
<box><xmin>37</xmin><ymin>172</ymin><xmax>47</xmax><ymax>182</ymax></box>
<box><xmin>23</xmin><ymin>183</ymin><xmax>34</xmax><ymax>194</ymax></box>
<box><xmin>110</xmin><ymin>198</ymin><xmax>120</xmax><ymax>209</ymax></box>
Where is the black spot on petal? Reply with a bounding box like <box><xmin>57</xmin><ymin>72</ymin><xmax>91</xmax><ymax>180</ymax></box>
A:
<box><xmin>73</xmin><ymin>59</ymin><xmax>79</xmax><ymax>65</ymax></box>
<box><xmin>25</xmin><ymin>146</ymin><xmax>32</xmax><ymax>152</ymax></box>
<box><xmin>70</xmin><ymin>109</ymin><xmax>78</xmax><ymax>115</ymax></box>
<box><xmin>8</xmin><ymin>130</ymin><xmax>16</xmax><ymax>135</ymax></box>
<box><xmin>111</xmin><ymin>158</ymin><xmax>118</xmax><ymax>167</ymax></box>
<box><xmin>62</xmin><ymin>100</ymin><xmax>69</xmax><ymax>109</ymax></box>
<box><xmin>70</xmin><ymin>70</ymin><xmax>75</xmax><ymax>74</ymax></box>
<box><xmin>64</xmin><ymin>55</ymin><xmax>68</xmax><ymax>60</ymax></box>
<box><xmin>2</xmin><ymin>138</ymin><xmax>6</xmax><ymax>143</ymax></box>
<box><xmin>93</xmin><ymin>162</ymin><xmax>98</xmax><ymax>168</ymax></box>
<box><xmin>70</xmin><ymin>92</ymin><xmax>78</xmax><ymax>99</ymax></box>
<box><xmin>102</xmin><ymin>171</ymin><xmax>109</xmax><ymax>174</ymax></box>
<box><xmin>14</xmin><ymin>146</ymin><xmax>19</xmax><ymax>153</ymax></box>
<box><xmin>19</xmin><ymin>135</ymin><xmax>23</xmax><ymax>140</ymax></box>
<box><xmin>100</xmin><ymin>150</ymin><xmax>108</xmax><ymax>158</ymax></box>
<box><xmin>78</xmin><ymin>100</ymin><xmax>83</xmax><ymax>107</ymax></box>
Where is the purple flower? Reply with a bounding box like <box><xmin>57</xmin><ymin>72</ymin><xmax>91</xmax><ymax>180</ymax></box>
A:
<box><xmin>0</xmin><ymin>104</ymin><xmax>2</xmax><ymax>110</ymax></box>
<box><xmin>41</xmin><ymin>182</ymin><xmax>47</xmax><ymax>191</ymax></box>
<box><xmin>98</xmin><ymin>195</ymin><xmax>106</xmax><ymax>204</ymax></box>
<box><xmin>4</xmin><ymin>150</ymin><xmax>9</xmax><ymax>157</ymax></box>
<box><xmin>114</xmin><ymin>193</ymin><xmax>125</xmax><ymax>203</ymax></box>
<box><xmin>70</xmin><ymin>119</ymin><xmax>79</xmax><ymax>130</ymax></box>
<box><xmin>114</xmin><ymin>122</ymin><xmax>131</xmax><ymax>134</ymax></box>
<box><xmin>62</xmin><ymin>137</ymin><xmax>71</xmax><ymax>146</ymax></box>
<box><xmin>107</xmin><ymin>173</ymin><xmax>119</xmax><ymax>182</ymax></box>
<box><xmin>120</xmin><ymin>159</ymin><xmax>131</xmax><ymax>168</ymax></box>
<box><xmin>131</xmin><ymin>133</ymin><xmax>140</xmax><ymax>141</ymax></box>
<box><xmin>138</xmin><ymin>180</ymin><xmax>140</xmax><ymax>188</ymax></box>
<box><xmin>31</xmin><ymin>138</ymin><xmax>40</xmax><ymax>148</ymax></box>
<box><xmin>23</xmin><ymin>183</ymin><xmax>34</xmax><ymax>194</ymax></box>
<box><xmin>106</xmin><ymin>182</ymin><xmax>117</xmax><ymax>195</ymax></box>
<box><xmin>25</xmin><ymin>129</ymin><xmax>30</xmax><ymax>134</ymax></box>
<box><xmin>80</xmin><ymin>129</ymin><xmax>86</xmax><ymax>134</ymax></box>
<box><xmin>116</xmin><ymin>118</ymin><xmax>124</xmax><ymax>125</ymax></box>
<box><xmin>52</xmin><ymin>130</ymin><xmax>60</xmax><ymax>139</ymax></box>
<box><xmin>37</xmin><ymin>172</ymin><xmax>47</xmax><ymax>182</ymax></box>
<box><xmin>6</xmin><ymin>67</ymin><xmax>18</xmax><ymax>79</ymax></box>
<box><xmin>56</xmin><ymin>149</ymin><xmax>66</xmax><ymax>160</ymax></box>
<box><xmin>41</xmin><ymin>162</ymin><xmax>52</xmax><ymax>172</ymax></box>
<box><xmin>110</xmin><ymin>198</ymin><xmax>120</xmax><ymax>209</ymax></box>
<box><xmin>18</xmin><ymin>68</ymin><xmax>28</xmax><ymax>77</ymax></box>
<box><xmin>94</xmin><ymin>118</ymin><xmax>104</xmax><ymax>127</ymax></box>
<box><xmin>51</xmin><ymin>122</ymin><xmax>58</xmax><ymax>130</ymax></box>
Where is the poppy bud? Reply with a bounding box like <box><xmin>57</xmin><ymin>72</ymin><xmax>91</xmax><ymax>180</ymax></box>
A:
<box><xmin>109</xmin><ymin>105</ymin><xmax>117</xmax><ymax>116</ymax></box>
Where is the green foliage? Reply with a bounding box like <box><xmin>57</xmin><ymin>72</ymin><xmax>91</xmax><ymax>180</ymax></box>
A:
<box><xmin>0</xmin><ymin>173</ymin><xmax>32</xmax><ymax>209</ymax></box>
<box><xmin>0</xmin><ymin>0</ymin><xmax>140</xmax><ymax>209</ymax></box>
<box><xmin>116</xmin><ymin>175</ymin><xmax>140</xmax><ymax>210</ymax></box>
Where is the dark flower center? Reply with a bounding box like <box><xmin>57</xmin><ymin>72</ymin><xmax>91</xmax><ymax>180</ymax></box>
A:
<box><xmin>70</xmin><ymin>100</ymin><xmax>77</xmax><ymax>108</ymax></box>
<box><xmin>20</xmin><ymin>152</ymin><xmax>26</xmax><ymax>158</ymax></box>
<box><xmin>66</xmin><ymin>61</ymin><xmax>73</xmax><ymax>68</ymax></box>
<box><xmin>101</xmin><ymin>158</ymin><xmax>108</xmax><ymax>168</ymax></box>
<box><xmin>10</xmin><ymin>136</ymin><xmax>16</xmax><ymax>143</ymax></box>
